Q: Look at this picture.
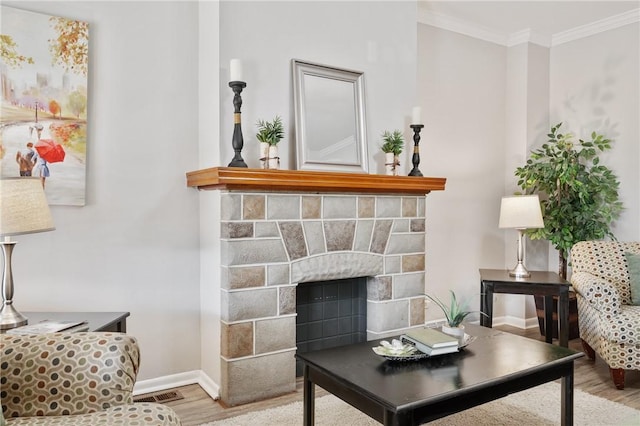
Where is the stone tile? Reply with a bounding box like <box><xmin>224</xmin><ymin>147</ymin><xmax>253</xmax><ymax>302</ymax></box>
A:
<box><xmin>221</xmin><ymin>222</ymin><xmax>254</xmax><ymax>239</ymax></box>
<box><xmin>268</xmin><ymin>264</ymin><xmax>290</xmax><ymax>285</ymax></box>
<box><xmin>279</xmin><ymin>222</ymin><xmax>308</xmax><ymax>260</ymax></box>
<box><xmin>370</xmin><ymin>220</ymin><xmax>392</xmax><ymax>254</ymax></box>
<box><xmin>221</xmin><ymin>321</ymin><xmax>253</xmax><ymax>358</ymax></box>
<box><xmin>302</xmin><ymin>196</ymin><xmax>321</xmax><ymax>219</ymax></box>
<box><xmin>243</xmin><ymin>195</ymin><xmax>265</xmax><ymax>220</ymax></box>
<box><xmin>393</xmin><ymin>272</ymin><xmax>425</xmax><ymax>298</ymax></box>
<box><xmin>221</xmin><ymin>194</ymin><xmax>241</xmax><ymax>220</ymax></box>
<box><xmin>324</xmin><ymin>221</ymin><xmax>356</xmax><ymax>251</ymax></box>
<box><xmin>367</xmin><ymin>300</ymin><xmax>409</xmax><ymax>332</ymax></box>
<box><xmin>291</xmin><ymin>252</ymin><xmax>383</xmax><ymax>284</ymax></box>
<box><xmin>226</xmin><ymin>288</ymin><xmax>278</xmax><ymax>322</ymax></box>
<box><xmin>255</xmin><ymin>221</ymin><xmax>279</xmax><ymax>238</ymax></box>
<box><xmin>228</xmin><ymin>266</ymin><xmax>265</xmax><ymax>289</ymax></box>
<box><xmin>385</xmin><ymin>256</ymin><xmax>401</xmax><ymax>274</ymax></box>
<box><xmin>221</xmin><ymin>350</ymin><xmax>296</xmax><ymax>406</ymax></box>
<box><xmin>410</xmin><ymin>297</ymin><xmax>425</xmax><ymax>326</ymax></box>
<box><xmin>392</xmin><ymin>219</ymin><xmax>410</xmax><ymax>232</ymax></box>
<box><xmin>255</xmin><ymin>317</ymin><xmax>296</xmax><ymax>354</ymax></box>
<box><xmin>323</xmin><ymin>196</ymin><xmax>356</xmax><ymax>219</ymax></box>
<box><xmin>376</xmin><ymin>197</ymin><xmax>401</xmax><ymax>218</ymax></box>
<box><xmin>354</xmin><ymin>220</ymin><xmax>374</xmax><ymax>252</ymax></box>
<box><xmin>386</xmin><ymin>233</ymin><xmax>425</xmax><ymax>255</ymax></box>
<box><xmin>222</xmin><ymin>240</ymin><xmax>288</xmax><ymax>266</ymax></box>
<box><xmin>402</xmin><ymin>254</ymin><xmax>425</xmax><ymax>272</ymax></box>
<box><xmin>267</xmin><ymin>195</ymin><xmax>300</xmax><ymax>219</ymax></box>
<box><xmin>367</xmin><ymin>276</ymin><xmax>392</xmax><ymax>301</ymax></box>
<box><xmin>410</xmin><ymin>218</ymin><xmax>425</xmax><ymax>232</ymax></box>
<box><xmin>402</xmin><ymin>197</ymin><xmax>417</xmax><ymax>217</ymax></box>
<box><xmin>303</xmin><ymin>221</ymin><xmax>326</xmax><ymax>255</ymax></box>
<box><xmin>418</xmin><ymin>197</ymin><xmax>425</xmax><ymax>217</ymax></box>
<box><xmin>279</xmin><ymin>286</ymin><xmax>296</xmax><ymax>314</ymax></box>
<box><xmin>358</xmin><ymin>197</ymin><xmax>375</xmax><ymax>218</ymax></box>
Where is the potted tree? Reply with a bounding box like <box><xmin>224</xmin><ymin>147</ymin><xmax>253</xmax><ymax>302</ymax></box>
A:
<box><xmin>256</xmin><ymin>116</ymin><xmax>284</xmax><ymax>169</ymax></box>
<box><xmin>514</xmin><ymin>122</ymin><xmax>623</xmax><ymax>338</ymax></box>
<box><xmin>381</xmin><ymin>130</ymin><xmax>404</xmax><ymax>175</ymax></box>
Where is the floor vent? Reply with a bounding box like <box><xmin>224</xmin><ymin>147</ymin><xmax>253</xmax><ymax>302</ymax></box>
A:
<box><xmin>133</xmin><ymin>390</ymin><xmax>184</xmax><ymax>404</ymax></box>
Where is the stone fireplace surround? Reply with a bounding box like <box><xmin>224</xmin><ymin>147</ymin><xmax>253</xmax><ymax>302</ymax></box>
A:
<box><xmin>186</xmin><ymin>168</ymin><xmax>446</xmax><ymax>406</ymax></box>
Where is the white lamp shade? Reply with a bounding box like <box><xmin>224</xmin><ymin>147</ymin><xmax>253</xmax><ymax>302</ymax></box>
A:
<box><xmin>1</xmin><ymin>178</ymin><xmax>55</xmax><ymax>237</ymax></box>
<box><xmin>499</xmin><ymin>195</ymin><xmax>544</xmax><ymax>229</ymax></box>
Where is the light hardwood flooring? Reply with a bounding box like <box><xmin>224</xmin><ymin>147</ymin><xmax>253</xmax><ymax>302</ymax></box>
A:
<box><xmin>156</xmin><ymin>325</ymin><xmax>639</xmax><ymax>425</ymax></box>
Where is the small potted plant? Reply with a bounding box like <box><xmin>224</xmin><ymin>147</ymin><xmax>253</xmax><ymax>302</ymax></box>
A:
<box><xmin>256</xmin><ymin>116</ymin><xmax>284</xmax><ymax>169</ymax></box>
<box><xmin>426</xmin><ymin>290</ymin><xmax>479</xmax><ymax>339</ymax></box>
<box><xmin>381</xmin><ymin>130</ymin><xmax>404</xmax><ymax>175</ymax></box>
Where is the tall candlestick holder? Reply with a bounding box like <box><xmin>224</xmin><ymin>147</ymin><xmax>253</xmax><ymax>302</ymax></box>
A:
<box><xmin>408</xmin><ymin>124</ymin><xmax>424</xmax><ymax>176</ymax></box>
<box><xmin>228</xmin><ymin>81</ymin><xmax>248</xmax><ymax>167</ymax></box>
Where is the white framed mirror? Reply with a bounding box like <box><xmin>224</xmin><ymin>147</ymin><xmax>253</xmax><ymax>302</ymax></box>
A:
<box><xmin>292</xmin><ymin>59</ymin><xmax>368</xmax><ymax>173</ymax></box>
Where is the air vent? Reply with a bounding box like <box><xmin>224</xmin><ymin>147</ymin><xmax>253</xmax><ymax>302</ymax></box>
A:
<box><xmin>133</xmin><ymin>390</ymin><xmax>183</xmax><ymax>404</ymax></box>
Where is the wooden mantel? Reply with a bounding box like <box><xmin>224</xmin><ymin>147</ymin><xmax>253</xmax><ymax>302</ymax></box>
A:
<box><xmin>186</xmin><ymin>167</ymin><xmax>446</xmax><ymax>195</ymax></box>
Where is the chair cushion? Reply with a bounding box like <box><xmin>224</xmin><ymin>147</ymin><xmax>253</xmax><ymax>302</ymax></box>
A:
<box><xmin>5</xmin><ymin>403</ymin><xmax>180</xmax><ymax>425</ymax></box>
<box><xmin>600</xmin><ymin>304</ymin><xmax>640</xmax><ymax>345</ymax></box>
<box><xmin>625</xmin><ymin>252</ymin><xmax>640</xmax><ymax>305</ymax></box>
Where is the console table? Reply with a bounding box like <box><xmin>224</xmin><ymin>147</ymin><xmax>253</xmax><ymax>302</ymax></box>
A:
<box><xmin>22</xmin><ymin>312</ymin><xmax>129</xmax><ymax>332</ymax></box>
<box><xmin>479</xmin><ymin>269</ymin><xmax>570</xmax><ymax>347</ymax></box>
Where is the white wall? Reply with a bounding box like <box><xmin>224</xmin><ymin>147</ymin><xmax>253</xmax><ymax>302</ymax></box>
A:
<box><xmin>218</xmin><ymin>1</ymin><xmax>418</xmax><ymax>174</ymax></box>
<box><xmin>417</xmin><ymin>25</ymin><xmax>507</xmax><ymax>320</ymax></box>
<box><xmin>550</xmin><ymin>23</ymin><xmax>640</xmax><ymax>243</ymax></box>
<box><xmin>4</xmin><ymin>1</ymin><xmax>202</xmax><ymax>381</ymax></box>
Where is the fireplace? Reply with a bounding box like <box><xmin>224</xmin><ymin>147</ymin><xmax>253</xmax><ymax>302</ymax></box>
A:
<box><xmin>186</xmin><ymin>167</ymin><xmax>446</xmax><ymax>406</ymax></box>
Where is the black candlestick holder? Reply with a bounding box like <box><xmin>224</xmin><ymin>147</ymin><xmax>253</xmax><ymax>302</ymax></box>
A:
<box><xmin>408</xmin><ymin>124</ymin><xmax>424</xmax><ymax>176</ymax></box>
<box><xmin>228</xmin><ymin>81</ymin><xmax>248</xmax><ymax>168</ymax></box>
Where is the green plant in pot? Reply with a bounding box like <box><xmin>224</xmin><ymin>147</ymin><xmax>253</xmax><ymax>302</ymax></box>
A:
<box><xmin>514</xmin><ymin>122</ymin><xmax>623</xmax><ymax>279</ymax></box>
<box><xmin>426</xmin><ymin>290</ymin><xmax>479</xmax><ymax>338</ymax></box>
<box><xmin>256</xmin><ymin>116</ymin><xmax>284</xmax><ymax>169</ymax></box>
<box><xmin>381</xmin><ymin>130</ymin><xmax>404</xmax><ymax>175</ymax></box>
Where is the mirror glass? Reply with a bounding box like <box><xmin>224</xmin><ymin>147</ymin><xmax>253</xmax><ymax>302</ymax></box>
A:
<box><xmin>292</xmin><ymin>60</ymin><xmax>368</xmax><ymax>173</ymax></box>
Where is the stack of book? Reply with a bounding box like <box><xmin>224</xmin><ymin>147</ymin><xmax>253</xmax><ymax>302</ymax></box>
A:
<box><xmin>400</xmin><ymin>327</ymin><xmax>459</xmax><ymax>356</ymax></box>
<box><xmin>6</xmin><ymin>320</ymin><xmax>89</xmax><ymax>335</ymax></box>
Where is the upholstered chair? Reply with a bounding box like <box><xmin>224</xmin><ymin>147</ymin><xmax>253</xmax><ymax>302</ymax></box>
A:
<box><xmin>1</xmin><ymin>332</ymin><xmax>181</xmax><ymax>425</ymax></box>
<box><xmin>570</xmin><ymin>240</ymin><xmax>640</xmax><ymax>389</ymax></box>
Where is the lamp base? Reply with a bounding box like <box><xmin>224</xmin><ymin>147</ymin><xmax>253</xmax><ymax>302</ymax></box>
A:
<box><xmin>0</xmin><ymin>302</ymin><xmax>28</xmax><ymax>330</ymax></box>
<box><xmin>508</xmin><ymin>263</ymin><xmax>531</xmax><ymax>279</ymax></box>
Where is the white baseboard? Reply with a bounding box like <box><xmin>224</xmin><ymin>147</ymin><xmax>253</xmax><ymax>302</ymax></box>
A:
<box><xmin>491</xmin><ymin>315</ymin><xmax>540</xmax><ymax>330</ymax></box>
<box><xmin>134</xmin><ymin>370</ymin><xmax>220</xmax><ymax>400</ymax></box>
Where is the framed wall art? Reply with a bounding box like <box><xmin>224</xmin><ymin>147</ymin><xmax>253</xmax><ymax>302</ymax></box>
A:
<box><xmin>1</xmin><ymin>6</ymin><xmax>89</xmax><ymax>206</ymax></box>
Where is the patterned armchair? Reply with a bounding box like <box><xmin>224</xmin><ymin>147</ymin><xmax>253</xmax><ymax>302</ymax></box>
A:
<box><xmin>1</xmin><ymin>332</ymin><xmax>181</xmax><ymax>425</ymax></box>
<box><xmin>570</xmin><ymin>241</ymin><xmax>640</xmax><ymax>389</ymax></box>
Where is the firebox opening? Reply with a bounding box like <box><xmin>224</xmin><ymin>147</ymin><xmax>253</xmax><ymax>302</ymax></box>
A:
<box><xmin>295</xmin><ymin>277</ymin><xmax>367</xmax><ymax>376</ymax></box>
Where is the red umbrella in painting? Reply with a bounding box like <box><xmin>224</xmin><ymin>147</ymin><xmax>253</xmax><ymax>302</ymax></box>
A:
<box><xmin>35</xmin><ymin>139</ymin><xmax>66</xmax><ymax>163</ymax></box>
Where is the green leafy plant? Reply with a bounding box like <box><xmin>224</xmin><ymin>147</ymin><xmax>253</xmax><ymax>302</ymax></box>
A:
<box><xmin>380</xmin><ymin>130</ymin><xmax>404</xmax><ymax>156</ymax></box>
<box><xmin>514</xmin><ymin>122</ymin><xmax>623</xmax><ymax>278</ymax></box>
<box><xmin>256</xmin><ymin>116</ymin><xmax>284</xmax><ymax>146</ymax></box>
<box><xmin>426</xmin><ymin>290</ymin><xmax>478</xmax><ymax>327</ymax></box>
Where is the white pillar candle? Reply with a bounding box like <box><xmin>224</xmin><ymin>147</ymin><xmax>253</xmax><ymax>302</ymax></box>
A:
<box><xmin>412</xmin><ymin>106</ymin><xmax>422</xmax><ymax>124</ymax></box>
<box><xmin>230</xmin><ymin>59</ymin><xmax>243</xmax><ymax>81</ymax></box>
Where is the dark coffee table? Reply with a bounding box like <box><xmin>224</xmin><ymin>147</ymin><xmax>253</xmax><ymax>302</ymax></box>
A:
<box><xmin>296</xmin><ymin>323</ymin><xmax>583</xmax><ymax>426</ymax></box>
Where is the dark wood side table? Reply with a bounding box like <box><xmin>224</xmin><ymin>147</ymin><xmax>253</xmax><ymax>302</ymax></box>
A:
<box><xmin>480</xmin><ymin>269</ymin><xmax>570</xmax><ymax>347</ymax></box>
<box><xmin>22</xmin><ymin>312</ymin><xmax>130</xmax><ymax>332</ymax></box>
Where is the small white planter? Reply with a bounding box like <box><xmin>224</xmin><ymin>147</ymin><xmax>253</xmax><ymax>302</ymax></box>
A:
<box><xmin>259</xmin><ymin>142</ymin><xmax>270</xmax><ymax>169</ymax></box>
<box><xmin>268</xmin><ymin>145</ymin><xmax>280</xmax><ymax>170</ymax></box>
<box><xmin>385</xmin><ymin>152</ymin><xmax>399</xmax><ymax>175</ymax></box>
<box><xmin>441</xmin><ymin>324</ymin><xmax>465</xmax><ymax>341</ymax></box>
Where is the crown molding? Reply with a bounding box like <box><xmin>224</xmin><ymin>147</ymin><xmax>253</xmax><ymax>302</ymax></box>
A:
<box><xmin>418</xmin><ymin>8</ymin><xmax>508</xmax><ymax>46</ymax></box>
<box><xmin>552</xmin><ymin>8</ymin><xmax>640</xmax><ymax>46</ymax></box>
<box><xmin>418</xmin><ymin>7</ymin><xmax>640</xmax><ymax>48</ymax></box>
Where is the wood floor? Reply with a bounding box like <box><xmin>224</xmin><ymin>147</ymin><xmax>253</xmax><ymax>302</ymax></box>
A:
<box><xmin>155</xmin><ymin>325</ymin><xmax>639</xmax><ymax>425</ymax></box>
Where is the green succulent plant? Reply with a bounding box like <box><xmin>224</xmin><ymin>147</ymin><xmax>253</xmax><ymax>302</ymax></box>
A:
<box><xmin>256</xmin><ymin>116</ymin><xmax>284</xmax><ymax>146</ymax></box>
<box><xmin>380</xmin><ymin>130</ymin><xmax>404</xmax><ymax>156</ymax></box>
<box><xmin>426</xmin><ymin>290</ymin><xmax>474</xmax><ymax>328</ymax></box>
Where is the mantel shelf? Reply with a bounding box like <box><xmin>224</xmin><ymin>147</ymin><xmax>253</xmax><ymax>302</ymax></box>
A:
<box><xmin>186</xmin><ymin>167</ymin><xmax>446</xmax><ymax>195</ymax></box>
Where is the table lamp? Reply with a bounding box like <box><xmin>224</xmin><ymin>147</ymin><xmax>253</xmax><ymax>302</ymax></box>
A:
<box><xmin>0</xmin><ymin>178</ymin><xmax>55</xmax><ymax>330</ymax></box>
<box><xmin>499</xmin><ymin>195</ymin><xmax>544</xmax><ymax>278</ymax></box>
